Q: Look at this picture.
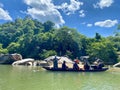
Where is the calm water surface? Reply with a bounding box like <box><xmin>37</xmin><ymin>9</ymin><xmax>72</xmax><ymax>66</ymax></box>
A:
<box><xmin>0</xmin><ymin>65</ymin><xmax>120</xmax><ymax>90</ymax></box>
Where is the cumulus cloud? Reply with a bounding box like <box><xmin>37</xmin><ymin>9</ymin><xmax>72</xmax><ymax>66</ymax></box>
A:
<box><xmin>0</xmin><ymin>8</ymin><xmax>12</xmax><ymax>21</ymax></box>
<box><xmin>94</xmin><ymin>19</ymin><xmax>118</xmax><ymax>27</ymax></box>
<box><xmin>87</xmin><ymin>24</ymin><xmax>93</xmax><ymax>27</ymax></box>
<box><xmin>57</xmin><ymin>0</ymin><xmax>83</xmax><ymax>15</ymax></box>
<box><xmin>24</xmin><ymin>0</ymin><xmax>65</xmax><ymax>27</ymax></box>
<box><xmin>79</xmin><ymin>10</ymin><xmax>85</xmax><ymax>17</ymax></box>
<box><xmin>93</xmin><ymin>0</ymin><xmax>114</xmax><ymax>9</ymax></box>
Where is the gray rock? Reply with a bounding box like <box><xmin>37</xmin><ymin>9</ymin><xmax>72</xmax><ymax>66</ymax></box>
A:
<box><xmin>0</xmin><ymin>53</ymin><xmax>22</xmax><ymax>64</ymax></box>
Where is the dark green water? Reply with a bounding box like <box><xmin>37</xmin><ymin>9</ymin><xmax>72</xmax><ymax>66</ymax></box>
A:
<box><xmin>0</xmin><ymin>65</ymin><xmax>120</xmax><ymax>90</ymax></box>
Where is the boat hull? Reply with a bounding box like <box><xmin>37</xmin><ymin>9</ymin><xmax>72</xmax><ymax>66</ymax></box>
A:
<box><xmin>43</xmin><ymin>67</ymin><xmax>108</xmax><ymax>72</ymax></box>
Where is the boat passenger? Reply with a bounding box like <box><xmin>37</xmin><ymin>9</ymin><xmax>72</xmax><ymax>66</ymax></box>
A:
<box><xmin>84</xmin><ymin>62</ymin><xmax>90</xmax><ymax>70</ymax></box>
<box><xmin>74</xmin><ymin>57</ymin><xmax>81</xmax><ymax>64</ymax></box>
<box><xmin>97</xmin><ymin>61</ymin><xmax>104</xmax><ymax>69</ymax></box>
<box><xmin>83</xmin><ymin>58</ymin><xmax>90</xmax><ymax>70</ymax></box>
<box><xmin>73</xmin><ymin>61</ymin><xmax>80</xmax><ymax>70</ymax></box>
<box><xmin>93</xmin><ymin>59</ymin><xmax>104</xmax><ymax>69</ymax></box>
<box><xmin>62</xmin><ymin>61</ymin><xmax>68</xmax><ymax>70</ymax></box>
<box><xmin>53</xmin><ymin>55</ymin><xmax>59</xmax><ymax>69</ymax></box>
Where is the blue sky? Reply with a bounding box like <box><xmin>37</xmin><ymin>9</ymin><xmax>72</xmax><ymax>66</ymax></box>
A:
<box><xmin>0</xmin><ymin>0</ymin><xmax>120</xmax><ymax>37</ymax></box>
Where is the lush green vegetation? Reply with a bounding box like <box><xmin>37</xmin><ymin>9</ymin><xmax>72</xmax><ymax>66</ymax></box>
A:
<box><xmin>0</xmin><ymin>17</ymin><xmax>120</xmax><ymax>64</ymax></box>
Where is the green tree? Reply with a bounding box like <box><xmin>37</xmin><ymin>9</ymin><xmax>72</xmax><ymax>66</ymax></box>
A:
<box><xmin>7</xmin><ymin>42</ymin><xmax>20</xmax><ymax>53</ymax></box>
<box><xmin>39</xmin><ymin>50</ymin><xmax>57</xmax><ymax>59</ymax></box>
<box><xmin>108</xmin><ymin>36</ymin><xmax>120</xmax><ymax>51</ymax></box>
<box><xmin>54</xmin><ymin>27</ymin><xmax>80</xmax><ymax>58</ymax></box>
<box><xmin>0</xmin><ymin>44</ymin><xmax>8</xmax><ymax>54</ymax></box>
<box><xmin>95</xmin><ymin>33</ymin><xmax>102</xmax><ymax>41</ymax></box>
<box><xmin>43</xmin><ymin>21</ymin><xmax>55</xmax><ymax>32</ymax></box>
<box><xmin>87</xmin><ymin>40</ymin><xmax>118</xmax><ymax>64</ymax></box>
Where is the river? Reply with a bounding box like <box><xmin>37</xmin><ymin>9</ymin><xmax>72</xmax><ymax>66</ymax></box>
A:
<box><xmin>0</xmin><ymin>65</ymin><xmax>120</xmax><ymax>90</ymax></box>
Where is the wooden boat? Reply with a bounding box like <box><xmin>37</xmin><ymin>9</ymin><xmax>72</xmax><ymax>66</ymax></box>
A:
<box><xmin>43</xmin><ymin>67</ymin><xmax>108</xmax><ymax>72</ymax></box>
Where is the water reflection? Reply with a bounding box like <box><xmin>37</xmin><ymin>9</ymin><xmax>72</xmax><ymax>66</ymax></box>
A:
<box><xmin>0</xmin><ymin>65</ymin><xmax>120</xmax><ymax>90</ymax></box>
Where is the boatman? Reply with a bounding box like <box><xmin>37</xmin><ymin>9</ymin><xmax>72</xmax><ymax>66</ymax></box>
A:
<box><xmin>53</xmin><ymin>55</ymin><xmax>59</xmax><ymax>69</ymax></box>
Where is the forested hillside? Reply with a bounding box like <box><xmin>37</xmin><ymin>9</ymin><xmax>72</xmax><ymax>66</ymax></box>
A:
<box><xmin>0</xmin><ymin>17</ymin><xmax>120</xmax><ymax>64</ymax></box>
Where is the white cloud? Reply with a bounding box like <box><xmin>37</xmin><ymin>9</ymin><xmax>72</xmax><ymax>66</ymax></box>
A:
<box><xmin>79</xmin><ymin>10</ymin><xmax>85</xmax><ymax>17</ymax></box>
<box><xmin>0</xmin><ymin>8</ymin><xmax>12</xmax><ymax>21</ymax></box>
<box><xmin>24</xmin><ymin>0</ymin><xmax>65</xmax><ymax>27</ymax></box>
<box><xmin>94</xmin><ymin>19</ymin><xmax>118</xmax><ymax>28</ymax></box>
<box><xmin>87</xmin><ymin>24</ymin><xmax>93</xmax><ymax>27</ymax></box>
<box><xmin>93</xmin><ymin>0</ymin><xmax>114</xmax><ymax>9</ymax></box>
<box><xmin>57</xmin><ymin>0</ymin><xmax>83</xmax><ymax>15</ymax></box>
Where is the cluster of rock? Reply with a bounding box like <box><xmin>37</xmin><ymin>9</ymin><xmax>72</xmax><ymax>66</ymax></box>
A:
<box><xmin>0</xmin><ymin>53</ymin><xmax>50</xmax><ymax>66</ymax></box>
<box><xmin>0</xmin><ymin>54</ymin><xmax>74</xmax><ymax>67</ymax></box>
<box><xmin>1</xmin><ymin>54</ymin><xmax>120</xmax><ymax>68</ymax></box>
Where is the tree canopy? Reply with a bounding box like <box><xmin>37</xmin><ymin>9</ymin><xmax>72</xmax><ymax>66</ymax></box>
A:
<box><xmin>0</xmin><ymin>17</ymin><xmax>119</xmax><ymax>64</ymax></box>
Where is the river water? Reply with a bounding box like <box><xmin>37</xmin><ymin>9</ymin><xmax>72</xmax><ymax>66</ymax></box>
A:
<box><xmin>0</xmin><ymin>65</ymin><xmax>120</xmax><ymax>90</ymax></box>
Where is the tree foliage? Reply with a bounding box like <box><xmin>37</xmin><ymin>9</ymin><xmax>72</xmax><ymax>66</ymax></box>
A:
<box><xmin>0</xmin><ymin>17</ymin><xmax>119</xmax><ymax>64</ymax></box>
<box><xmin>0</xmin><ymin>44</ymin><xmax>8</xmax><ymax>54</ymax></box>
<box><xmin>87</xmin><ymin>39</ymin><xmax>118</xmax><ymax>64</ymax></box>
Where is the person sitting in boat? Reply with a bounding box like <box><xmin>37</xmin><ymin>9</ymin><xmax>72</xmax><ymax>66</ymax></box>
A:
<box><xmin>97</xmin><ymin>59</ymin><xmax>104</xmax><ymax>69</ymax></box>
<box><xmin>74</xmin><ymin>57</ymin><xmax>81</xmax><ymax>64</ymax></box>
<box><xmin>62</xmin><ymin>61</ymin><xmax>68</xmax><ymax>70</ymax></box>
<box><xmin>73</xmin><ymin>60</ymin><xmax>80</xmax><ymax>70</ymax></box>
<box><xmin>93</xmin><ymin>59</ymin><xmax>104</xmax><ymax>69</ymax></box>
<box><xmin>84</xmin><ymin>62</ymin><xmax>90</xmax><ymax>70</ymax></box>
<box><xmin>83</xmin><ymin>58</ymin><xmax>90</xmax><ymax>70</ymax></box>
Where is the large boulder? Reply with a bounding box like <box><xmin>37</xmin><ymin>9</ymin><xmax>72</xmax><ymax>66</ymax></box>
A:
<box><xmin>44</xmin><ymin>56</ymin><xmax>73</xmax><ymax>63</ymax></box>
<box><xmin>0</xmin><ymin>53</ymin><xmax>22</xmax><ymax>64</ymax></box>
<box><xmin>12</xmin><ymin>58</ymin><xmax>34</xmax><ymax>66</ymax></box>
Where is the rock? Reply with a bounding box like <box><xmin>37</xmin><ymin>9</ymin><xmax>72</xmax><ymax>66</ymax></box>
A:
<box><xmin>32</xmin><ymin>60</ymin><xmax>51</xmax><ymax>67</ymax></box>
<box><xmin>113</xmin><ymin>62</ymin><xmax>120</xmax><ymax>67</ymax></box>
<box><xmin>12</xmin><ymin>58</ymin><xmax>34</xmax><ymax>66</ymax></box>
<box><xmin>44</xmin><ymin>56</ymin><xmax>73</xmax><ymax>63</ymax></box>
<box><xmin>0</xmin><ymin>53</ymin><xmax>22</xmax><ymax>64</ymax></box>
